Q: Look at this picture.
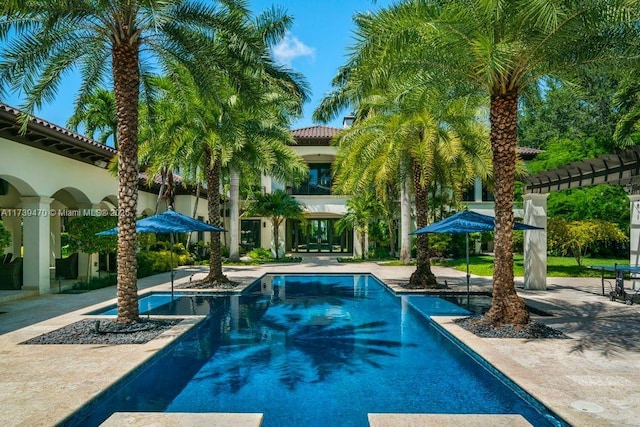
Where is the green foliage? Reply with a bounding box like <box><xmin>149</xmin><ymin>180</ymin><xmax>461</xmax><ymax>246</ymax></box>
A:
<box><xmin>0</xmin><ymin>221</ymin><xmax>11</xmax><ymax>253</ymax></box>
<box><xmin>247</xmin><ymin>248</ymin><xmax>273</xmax><ymax>262</ymax></box>
<box><xmin>136</xmin><ymin>250</ymin><xmax>194</xmax><ymax>279</ymax></box>
<box><xmin>548</xmin><ymin>218</ymin><xmax>628</xmax><ymax>267</ymax></box>
<box><xmin>71</xmin><ymin>275</ymin><xmax>117</xmax><ymax>292</ymax></box>
<box><xmin>66</xmin><ymin>216</ymin><xmax>117</xmax><ymax>254</ymax></box>
<box><xmin>518</xmin><ymin>74</ymin><xmax>621</xmax><ymax>150</ymax></box>
<box><xmin>547</xmin><ymin>185</ymin><xmax>629</xmax><ymax>230</ymax></box>
<box><xmin>526</xmin><ymin>137</ymin><xmax>607</xmax><ymax>174</ymax></box>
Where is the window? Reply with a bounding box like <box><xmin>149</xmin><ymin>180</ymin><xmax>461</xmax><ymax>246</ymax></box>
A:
<box><xmin>291</xmin><ymin>163</ymin><xmax>332</xmax><ymax>195</ymax></box>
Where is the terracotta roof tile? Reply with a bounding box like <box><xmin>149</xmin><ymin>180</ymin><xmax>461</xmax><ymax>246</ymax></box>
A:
<box><xmin>291</xmin><ymin>125</ymin><xmax>341</xmax><ymax>139</ymax></box>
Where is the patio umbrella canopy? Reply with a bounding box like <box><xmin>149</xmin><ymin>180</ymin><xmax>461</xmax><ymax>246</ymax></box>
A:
<box><xmin>412</xmin><ymin>210</ymin><xmax>543</xmax><ymax>308</ymax></box>
<box><xmin>97</xmin><ymin>209</ymin><xmax>224</xmax><ymax>297</ymax></box>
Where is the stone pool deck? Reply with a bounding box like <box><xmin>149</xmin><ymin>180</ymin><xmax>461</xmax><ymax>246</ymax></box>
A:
<box><xmin>0</xmin><ymin>258</ymin><xmax>639</xmax><ymax>426</ymax></box>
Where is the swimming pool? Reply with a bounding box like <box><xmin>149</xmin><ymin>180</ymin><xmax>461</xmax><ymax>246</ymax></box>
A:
<box><xmin>68</xmin><ymin>274</ymin><xmax>566</xmax><ymax>426</ymax></box>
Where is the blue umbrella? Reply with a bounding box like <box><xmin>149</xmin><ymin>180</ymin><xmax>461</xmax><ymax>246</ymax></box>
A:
<box><xmin>411</xmin><ymin>210</ymin><xmax>543</xmax><ymax>308</ymax></box>
<box><xmin>97</xmin><ymin>209</ymin><xmax>224</xmax><ymax>297</ymax></box>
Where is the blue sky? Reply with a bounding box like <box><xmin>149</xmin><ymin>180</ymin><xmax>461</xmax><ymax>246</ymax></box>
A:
<box><xmin>3</xmin><ymin>0</ymin><xmax>392</xmax><ymax>133</ymax></box>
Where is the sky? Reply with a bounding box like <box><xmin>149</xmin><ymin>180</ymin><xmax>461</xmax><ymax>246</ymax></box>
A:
<box><xmin>2</xmin><ymin>0</ymin><xmax>394</xmax><ymax>133</ymax></box>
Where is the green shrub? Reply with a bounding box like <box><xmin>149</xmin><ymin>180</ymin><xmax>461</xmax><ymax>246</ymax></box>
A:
<box><xmin>136</xmin><ymin>250</ymin><xmax>194</xmax><ymax>278</ymax></box>
<box><xmin>72</xmin><ymin>274</ymin><xmax>117</xmax><ymax>291</ymax></box>
<box><xmin>150</xmin><ymin>240</ymin><xmax>169</xmax><ymax>251</ymax></box>
<box><xmin>247</xmin><ymin>247</ymin><xmax>272</xmax><ymax>261</ymax></box>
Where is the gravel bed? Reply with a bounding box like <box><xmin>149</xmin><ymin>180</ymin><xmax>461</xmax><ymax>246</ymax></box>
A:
<box><xmin>455</xmin><ymin>315</ymin><xmax>570</xmax><ymax>339</ymax></box>
<box><xmin>20</xmin><ymin>319</ymin><xmax>182</xmax><ymax>345</ymax></box>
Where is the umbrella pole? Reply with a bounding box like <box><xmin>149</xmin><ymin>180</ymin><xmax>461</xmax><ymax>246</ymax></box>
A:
<box><xmin>466</xmin><ymin>233</ymin><xmax>470</xmax><ymax>310</ymax></box>
<box><xmin>170</xmin><ymin>232</ymin><xmax>175</xmax><ymax>301</ymax></box>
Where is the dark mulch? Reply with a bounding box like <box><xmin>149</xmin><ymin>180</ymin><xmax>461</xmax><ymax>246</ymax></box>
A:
<box><xmin>20</xmin><ymin>319</ymin><xmax>182</xmax><ymax>345</ymax></box>
<box><xmin>178</xmin><ymin>279</ymin><xmax>241</xmax><ymax>290</ymax></box>
<box><xmin>455</xmin><ymin>315</ymin><xmax>570</xmax><ymax>339</ymax></box>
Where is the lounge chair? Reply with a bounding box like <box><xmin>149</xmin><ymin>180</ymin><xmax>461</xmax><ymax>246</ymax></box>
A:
<box><xmin>0</xmin><ymin>257</ymin><xmax>23</xmax><ymax>290</ymax></box>
<box><xmin>55</xmin><ymin>253</ymin><xmax>79</xmax><ymax>280</ymax></box>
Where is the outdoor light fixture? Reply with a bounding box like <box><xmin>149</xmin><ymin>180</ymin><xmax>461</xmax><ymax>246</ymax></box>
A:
<box><xmin>93</xmin><ymin>159</ymin><xmax>108</xmax><ymax>168</ymax></box>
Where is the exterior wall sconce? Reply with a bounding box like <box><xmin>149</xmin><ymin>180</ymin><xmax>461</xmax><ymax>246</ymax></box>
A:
<box><xmin>93</xmin><ymin>159</ymin><xmax>108</xmax><ymax>168</ymax></box>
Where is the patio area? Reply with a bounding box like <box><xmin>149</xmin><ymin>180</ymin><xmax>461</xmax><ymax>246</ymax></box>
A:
<box><xmin>0</xmin><ymin>259</ymin><xmax>638</xmax><ymax>426</ymax></box>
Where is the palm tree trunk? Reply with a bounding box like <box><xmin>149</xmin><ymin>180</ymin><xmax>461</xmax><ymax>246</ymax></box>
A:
<box><xmin>228</xmin><ymin>168</ymin><xmax>240</xmax><ymax>261</ymax></box>
<box><xmin>272</xmin><ymin>218</ymin><xmax>280</xmax><ymax>259</ymax></box>
<box><xmin>154</xmin><ymin>167</ymin><xmax>167</xmax><ymax>214</ymax></box>
<box><xmin>203</xmin><ymin>146</ymin><xmax>229</xmax><ymax>285</ymax></box>
<box><xmin>400</xmin><ymin>172</ymin><xmax>412</xmax><ymax>264</ymax></box>
<box><xmin>409</xmin><ymin>160</ymin><xmax>441</xmax><ymax>288</ymax></box>
<box><xmin>185</xmin><ymin>182</ymin><xmax>201</xmax><ymax>250</ymax></box>
<box><xmin>113</xmin><ymin>40</ymin><xmax>140</xmax><ymax>323</ymax></box>
<box><xmin>485</xmin><ymin>92</ymin><xmax>529</xmax><ymax>325</ymax></box>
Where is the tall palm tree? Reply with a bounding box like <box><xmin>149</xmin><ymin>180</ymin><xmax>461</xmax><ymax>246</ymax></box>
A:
<box><xmin>0</xmin><ymin>1</ymin><xmax>259</xmax><ymax>323</ymax></box>
<box><xmin>323</xmin><ymin>0</ymin><xmax>638</xmax><ymax>324</ymax></box>
<box><xmin>326</xmin><ymin>82</ymin><xmax>490</xmax><ymax>287</ymax></box>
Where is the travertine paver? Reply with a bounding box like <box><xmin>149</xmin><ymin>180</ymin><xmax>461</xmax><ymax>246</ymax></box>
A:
<box><xmin>368</xmin><ymin>413</ymin><xmax>531</xmax><ymax>426</ymax></box>
<box><xmin>0</xmin><ymin>258</ymin><xmax>639</xmax><ymax>426</ymax></box>
<box><xmin>100</xmin><ymin>412</ymin><xmax>263</xmax><ymax>426</ymax></box>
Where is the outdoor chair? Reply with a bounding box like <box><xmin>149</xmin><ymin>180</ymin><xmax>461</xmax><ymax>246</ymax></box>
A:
<box><xmin>55</xmin><ymin>253</ymin><xmax>79</xmax><ymax>280</ymax></box>
<box><xmin>608</xmin><ymin>270</ymin><xmax>640</xmax><ymax>305</ymax></box>
<box><xmin>0</xmin><ymin>257</ymin><xmax>23</xmax><ymax>290</ymax></box>
<box><xmin>2</xmin><ymin>252</ymin><xmax>12</xmax><ymax>264</ymax></box>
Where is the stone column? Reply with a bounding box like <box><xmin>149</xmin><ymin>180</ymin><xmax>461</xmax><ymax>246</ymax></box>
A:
<box><xmin>628</xmin><ymin>195</ymin><xmax>640</xmax><ymax>290</ymax></box>
<box><xmin>21</xmin><ymin>196</ymin><xmax>54</xmax><ymax>294</ymax></box>
<box><xmin>523</xmin><ymin>193</ymin><xmax>548</xmax><ymax>290</ymax></box>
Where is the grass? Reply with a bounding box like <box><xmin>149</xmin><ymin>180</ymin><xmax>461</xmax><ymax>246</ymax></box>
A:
<box><xmin>433</xmin><ymin>255</ymin><xmax>628</xmax><ymax>277</ymax></box>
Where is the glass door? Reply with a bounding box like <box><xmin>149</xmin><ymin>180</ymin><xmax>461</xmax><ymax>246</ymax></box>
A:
<box><xmin>288</xmin><ymin>219</ymin><xmax>352</xmax><ymax>254</ymax></box>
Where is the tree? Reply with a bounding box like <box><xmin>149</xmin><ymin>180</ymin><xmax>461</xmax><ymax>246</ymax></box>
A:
<box><xmin>548</xmin><ymin>218</ymin><xmax>628</xmax><ymax>267</ymax></box>
<box><xmin>66</xmin><ymin>215</ymin><xmax>118</xmax><ymax>280</ymax></box>
<box><xmin>67</xmin><ymin>88</ymin><xmax>118</xmax><ymax>147</ymax></box>
<box><xmin>518</xmin><ymin>73</ymin><xmax>623</xmax><ymax>150</ymax></box>
<box><xmin>320</xmin><ymin>76</ymin><xmax>490</xmax><ymax>287</ymax></box>
<box><xmin>0</xmin><ymin>1</ymin><xmax>260</xmax><ymax>323</ymax></box>
<box><xmin>338</xmin><ymin>0</ymin><xmax>638</xmax><ymax>325</ymax></box>
<box><xmin>335</xmin><ymin>192</ymin><xmax>382</xmax><ymax>260</ymax></box>
<box><xmin>243</xmin><ymin>190</ymin><xmax>305</xmax><ymax>259</ymax></box>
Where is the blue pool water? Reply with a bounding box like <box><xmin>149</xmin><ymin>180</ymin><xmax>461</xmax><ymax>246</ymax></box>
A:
<box><xmin>69</xmin><ymin>274</ymin><xmax>566</xmax><ymax>427</ymax></box>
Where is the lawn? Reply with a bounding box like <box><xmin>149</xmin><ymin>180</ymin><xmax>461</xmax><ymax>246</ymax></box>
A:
<box><xmin>435</xmin><ymin>255</ymin><xmax>628</xmax><ymax>277</ymax></box>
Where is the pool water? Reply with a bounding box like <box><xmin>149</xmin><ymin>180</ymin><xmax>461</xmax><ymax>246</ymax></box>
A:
<box><xmin>68</xmin><ymin>274</ymin><xmax>565</xmax><ymax>427</ymax></box>
<box><xmin>89</xmin><ymin>293</ymin><xmax>222</xmax><ymax>316</ymax></box>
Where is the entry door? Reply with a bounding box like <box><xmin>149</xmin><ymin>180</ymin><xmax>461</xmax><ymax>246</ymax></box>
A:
<box><xmin>309</xmin><ymin>219</ymin><xmax>330</xmax><ymax>252</ymax></box>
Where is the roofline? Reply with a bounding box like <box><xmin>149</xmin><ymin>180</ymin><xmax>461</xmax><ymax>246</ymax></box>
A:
<box><xmin>0</xmin><ymin>102</ymin><xmax>115</xmax><ymax>167</ymax></box>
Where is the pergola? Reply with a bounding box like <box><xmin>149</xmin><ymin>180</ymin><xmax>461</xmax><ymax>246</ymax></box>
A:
<box><xmin>521</xmin><ymin>146</ymin><xmax>640</xmax><ymax>291</ymax></box>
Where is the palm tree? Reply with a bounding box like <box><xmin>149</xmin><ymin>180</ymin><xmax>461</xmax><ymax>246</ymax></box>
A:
<box><xmin>323</xmin><ymin>0</ymin><xmax>637</xmax><ymax>325</ymax></box>
<box><xmin>335</xmin><ymin>192</ymin><xmax>382</xmax><ymax>260</ymax></box>
<box><xmin>243</xmin><ymin>189</ymin><xmax>306</xmax><ymax>259</ymax></box>
<box><xmin>0</xmin><ymin>1</ymin><xmax>260</xmax><ymax>323</ymax></box>
<box><xmin>325</xmin><ymin>82</ymin><xmax>490</xmax><ymax>287</ymax></box>
<box><xmin>67</xmin><ymin>88</ymin><xmax>117</xmax><ymax>147</ymax></box>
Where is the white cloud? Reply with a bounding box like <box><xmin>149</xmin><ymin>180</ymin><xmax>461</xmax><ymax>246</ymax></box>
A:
<box><xmin>272</xmin><ymin>33</ymin><xmax>315</xmax><ymax>66</ymax></box>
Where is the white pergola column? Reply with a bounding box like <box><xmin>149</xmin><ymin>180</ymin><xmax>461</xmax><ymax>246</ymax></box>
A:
<box><xmin>628</xmin><ymin>195</ymin><xmax>640</xmax><ymax>290</ymax></box>
<box><xmin>523</xmin><ymin>193</ymin><xmax>548</xmax><ymax>290</ymax></box>
<box><xmin>21</xmin><ymin>196</ymin><xmax>54</xmax><ymax>294</ymax></box>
